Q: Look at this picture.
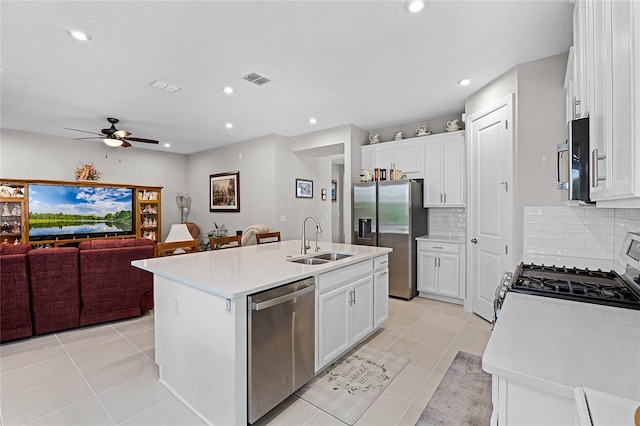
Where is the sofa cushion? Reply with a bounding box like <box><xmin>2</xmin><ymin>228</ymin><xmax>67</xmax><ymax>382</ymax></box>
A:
<box><xmin>28</xmin><ymin>247</ymin><xmax>80</xmax><ymax>335</ymax></box>
<box><xmin>78</xmin><ymin>238</ymin><xmax>155</xmax><ymax>326</ymax></box>
<box><xmin>0</xmin><ymin>250</ymin><xmax>33</xmax><ymax>342</ymax></box>
<box><xmin>0</xmin><ymin>243</ymin><xmax>32</xmax><ymax>255</ymax></box>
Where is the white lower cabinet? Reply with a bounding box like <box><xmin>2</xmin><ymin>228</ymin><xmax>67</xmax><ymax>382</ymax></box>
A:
<box><xmin>417</xmin><ymin>240</ymin><xmax>464</xmax><ymax>303</ymax></box>
<box><xmin>317</xmin><ymin>259</ymin><xmax>382</xmax><ymax>371</ymax></box>
<box><xmin>373</xmin><ymin>254</ymin><xmax>389</xmax><ymax>328</ymax></box>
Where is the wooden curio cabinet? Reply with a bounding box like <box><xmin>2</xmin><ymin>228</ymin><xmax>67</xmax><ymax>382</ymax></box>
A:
<box><xmin>0</xmin><ymin>181</ymin><xmax>27</xmax><ymax>244</ymax></box>
<box><xmin>135</xmin><ymin>186</ymin><xmax>162</xmax><ymax>242</ymax></box>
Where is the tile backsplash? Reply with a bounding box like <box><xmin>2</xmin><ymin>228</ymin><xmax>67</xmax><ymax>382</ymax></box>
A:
<box><xmin>428</xmin><ymin>207</ymin><xmax>466</xmax><ymax>237</ymax></box>
<box><xmin>523</xmin><ymin>206</ymin><xmax>640</xmax><ymax>271</ymax></box>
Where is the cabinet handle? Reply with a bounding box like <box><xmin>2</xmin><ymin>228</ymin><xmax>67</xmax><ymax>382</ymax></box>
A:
<box><xmin>438</xmin><ymin>257</ymin><xmax>441</xmax><ymax>267</ymax></box>
<box><xmin>440</xmin><ymin>193</ymin><xmax>443</xmax><ymax>203</ymax></box>
<box><xmin>352</xmin><ymin>289</ymin><xmax>356</xmax><ymax>305</ymax></box>
<box><xmin>434</xmin><ymin>257</ymin><xmax>438</xmax><ymax>267</ymax></box>
<box><xmin>432</xmin><ymin>246</ymin><xmax>443</xmax><ymax>249</ymax></box>
<box><xmin>591</xmin><ymin>149</ymin><xmax>607</xmax><ymax>188</ymax></box>
<box><xmin>379</xmin><ymin>271</ymin><xmax>388</xmax><ymax>276</ymax></box>
<box><xmin>443</xmin><ymin>193</ymin><xmax>447</xmax><ymax>204</ymax></box>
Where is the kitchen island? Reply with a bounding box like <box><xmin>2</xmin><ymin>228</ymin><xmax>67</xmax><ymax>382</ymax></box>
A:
<box><xmin>482</xmin><ymin>292</ymin><xmax>640</xmax><ymax>425</ymax></box>
<box><xmin>132</xmin><ymin>240</ymin><xmax>392</xmax><ymax>425</ymax></box>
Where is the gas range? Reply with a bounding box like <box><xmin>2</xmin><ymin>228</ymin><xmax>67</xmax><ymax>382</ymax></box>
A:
<box><xmin>509</xmin><ymin>263</ymin><xmax>640</xmax><ymax>310</ymax></box>
<box><xmin>494</xmin><ymin>232</ymin><xmax>640</xmax><ymax>324</ymax></box>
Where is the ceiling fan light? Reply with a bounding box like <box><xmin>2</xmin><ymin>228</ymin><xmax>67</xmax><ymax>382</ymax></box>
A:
<box><xmin>103</xmin><ymin>138</ymin><xmax>123</xmax><ymax>147</ymax></box>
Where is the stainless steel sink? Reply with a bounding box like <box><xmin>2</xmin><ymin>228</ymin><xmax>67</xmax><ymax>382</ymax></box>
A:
<box><xmin>287</xmin><ymin>251</ymin><xmax>355</xmax><ymax>265</ymax></box>
<box><xmin>312</xmin><ymin>252</ymin><xmax>354</xmax><ymax>261</ymax></box>
<box><xmin>288</xmin><ymin>257</ymin><xmax>330</xmax><ymax>265</ymax></box>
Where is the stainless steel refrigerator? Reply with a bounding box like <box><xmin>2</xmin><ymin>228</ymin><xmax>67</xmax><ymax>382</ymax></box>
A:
<box><xmin>353</xmin><ymin>180</ymin><xmax>427</xmax><ymax>299</ymax></box>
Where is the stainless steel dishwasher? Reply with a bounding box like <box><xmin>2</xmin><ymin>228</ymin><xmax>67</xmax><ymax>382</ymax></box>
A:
<box><xmin>247</xmin><ymin>276</ymin><xmax>315</xmax><ymax>424</ymax></box>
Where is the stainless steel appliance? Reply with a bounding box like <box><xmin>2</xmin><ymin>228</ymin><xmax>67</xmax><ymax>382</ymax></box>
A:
<box><xmin>353</xmin><ymin>180</ymin><xmax>427</xmax><ymax>299</ymax></box>
<box><xmin>494</xmin><ymin>232</ymin><xmax>640</xmax><ymax>324</ymax></box>
<box><xmin>556</xmin><ymin>117</ymin><xmax>592</xmax><ymax>202</ymax></box>
<box><xmin>247</xmin><ymin>277</ymin><xmax>315</xmax><ymax>424</ymax></box>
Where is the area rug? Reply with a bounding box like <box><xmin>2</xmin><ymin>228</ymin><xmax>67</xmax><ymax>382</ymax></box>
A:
<box><xmin>416</xmin><ymin>351</ymin><xmax>492</xmax><ymax>426</ymax></box>
<box><xmin>295</xmin><ymin>345</ymin><xmax>409</xmax><ymax>425</ymax></box>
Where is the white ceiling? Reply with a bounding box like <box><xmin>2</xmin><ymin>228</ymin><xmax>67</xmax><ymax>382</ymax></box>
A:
<box><xmin>1</xmin><ymin>1</ymin><xmax>573</xmax><ymax>155</ymax></box>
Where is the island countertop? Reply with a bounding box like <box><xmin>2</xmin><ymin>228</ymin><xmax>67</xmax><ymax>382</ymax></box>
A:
<box><xmin>482</xmin><ymin>292</ymin><xmax>640</xmax><ymax>401</ymax></box>
<box><xmin>132</xmin><ymin>240</ymin><xmax>392</xmax><ymax>299</ymax></box>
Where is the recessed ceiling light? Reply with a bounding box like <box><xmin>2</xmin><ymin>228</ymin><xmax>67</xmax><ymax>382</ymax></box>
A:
<box><xmin>67</xmin><ymin>30</ymin><xmax>91</xmax><ymax>41</ymax></box>
<box><xmin>164</xmin><ymin>143</ymin><xmax>171</xmax><ymax>148</ymax></box>
<box><xmin>457</xmin><ymin>78</ymin><xmax>471</xmax><ymax>86</ymax></box>
<box><xmin>223</xmin><ymin>86</ymin><xmax>234</xmax><ymax>94</ymax></box>
<box><xmin>309</xmin><ymin>118</ymin><xmax>317</xmax><ymax>124</ymax></box>
<box><xmin>406</xmin><ymin>1</ymin><xmax>424</xmax><ymax>13</ymax></box>
<box><xmin>225</xmin><ymin>123</ymin><xmax>233</xmax><ymax>129</ymax></box>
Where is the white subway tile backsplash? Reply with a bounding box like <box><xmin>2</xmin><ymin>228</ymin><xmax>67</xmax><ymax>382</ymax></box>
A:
<box><xmin>543</xmin><ymin>224</ymin><xmax>584</xmax><ymax>233</ymax></box>
<box><xmin>427</xmin><ymin>207</ymin><xmax>466</xmax><ymax>237</ymax></box>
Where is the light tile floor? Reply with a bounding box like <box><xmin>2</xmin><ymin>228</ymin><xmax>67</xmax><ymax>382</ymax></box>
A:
<box><xmin>0</xmin><ymin>297</ymin><xmax>492</xmax><ymax>426</ymax></box>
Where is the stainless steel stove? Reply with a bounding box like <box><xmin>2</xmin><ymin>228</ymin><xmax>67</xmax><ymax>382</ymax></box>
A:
<box><xmin>494</xmin><ymin>232</ymin><xmax>640</xmax><ymax>323</ymax></box>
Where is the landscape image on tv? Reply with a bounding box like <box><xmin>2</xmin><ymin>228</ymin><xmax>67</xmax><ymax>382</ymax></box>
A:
<box><xmin>28</xmin><ymin>184</ymin><xmax>133</xmax><ymax>240</ymax></box>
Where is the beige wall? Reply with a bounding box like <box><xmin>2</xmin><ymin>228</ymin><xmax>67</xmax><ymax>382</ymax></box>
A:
<box><xmin>464</xmin><ymin>52</ymin><xmax>569</xmax><ymax>262</ymax></box>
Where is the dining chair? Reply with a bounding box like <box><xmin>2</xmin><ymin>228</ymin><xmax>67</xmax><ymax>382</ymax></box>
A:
<box><xmin>156</xmin><ymin>240</ymin><xmax>199</xmax><ymax>256</ymax></box>
<box><xmin>255</xmin><ymin>231</ymin><xmax>281</xmax><ymax>244</ymax></box>
<box><xmin>211</xmin><ymin>235</ymin><xmax>242</xmax><ymax>250</ymax></box>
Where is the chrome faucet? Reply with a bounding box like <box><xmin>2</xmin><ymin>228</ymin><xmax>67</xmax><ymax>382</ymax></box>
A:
<box><xmin>301</xmin><ymin>215</ymin><xmax>322</xmax><ymax>254</ymax></box>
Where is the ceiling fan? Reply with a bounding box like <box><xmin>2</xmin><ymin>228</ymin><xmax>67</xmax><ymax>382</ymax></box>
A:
<box><xmin>65</xmin><ymin>117</ymin><xmax>159</xmax><ymax>148</ymax></box>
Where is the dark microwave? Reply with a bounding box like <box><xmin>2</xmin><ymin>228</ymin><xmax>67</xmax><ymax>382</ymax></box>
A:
<box><xmin>557</xmin><ymin>117</ymin><xmax>592</xmax><ymax>202</ymax></box>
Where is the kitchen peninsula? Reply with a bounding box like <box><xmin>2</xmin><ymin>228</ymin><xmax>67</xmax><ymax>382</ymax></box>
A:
<box><xmin>132</xmin><ymin>240</ymin><xmax>392</xmax><ymax>425</ymax></box>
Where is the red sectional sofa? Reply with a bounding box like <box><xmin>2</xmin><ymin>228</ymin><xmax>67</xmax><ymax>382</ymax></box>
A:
<box><xmin>0</xmin><ymin>244</ymin><xmax>33</xmax><ymax>341</ymax></box>
<box><xmin>0</xmin><ymin>238</ymin><xmax>155</xmax><ymax>342</ymax></box>
<box><xmin>78</xmin><ymin>238</ymin><xmax>154</xmax><ymax>326</ymax></box>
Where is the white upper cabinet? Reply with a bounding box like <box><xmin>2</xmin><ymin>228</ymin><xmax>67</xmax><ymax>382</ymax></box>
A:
<box><xmin>361</xmin><ymin>136</ymin><xmax>426</xmax><ymax>179</ymax></box>
<box><xmin>583</xmin><ymin>0</ymin><xmax>640</xmax><ymax>206</ymax></box>
<box><xmin>423</xmin><ymin>132</ymin><xmax>465</xmax><ymax>207</ymax></box>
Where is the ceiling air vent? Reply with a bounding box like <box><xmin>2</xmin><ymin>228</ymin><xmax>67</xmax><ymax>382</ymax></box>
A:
<box><xmin>243</xmin><ymin>72</ymin><xmax>270</xmax><ymax>86</ymax></box>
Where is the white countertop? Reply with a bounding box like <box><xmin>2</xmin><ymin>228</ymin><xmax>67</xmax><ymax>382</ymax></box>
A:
<box><xmin>132</xmin><ymin>240</ymin><xmax>391</xmax><ymax>299</ymax></box>
<box><xmin>482</xmin><ymin>292</ymin><xmax>640</xmax><ymax>401</ymax></box>
<box><xmin>415</xmin><ymin>234</ymin><xmax>466</xmax><ymax>244</ymax></box>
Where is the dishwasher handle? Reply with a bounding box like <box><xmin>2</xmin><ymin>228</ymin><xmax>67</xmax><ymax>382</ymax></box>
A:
<box><xmin>252</xmin><ymin>284</ymin><xmax>316</xmax><ymax>311</ymax></box>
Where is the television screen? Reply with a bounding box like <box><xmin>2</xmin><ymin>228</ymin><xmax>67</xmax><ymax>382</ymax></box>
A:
<box><xmin>28</xmin><ymin>184</ymin><xmax>134</xmax><ymax>241</ymax></box>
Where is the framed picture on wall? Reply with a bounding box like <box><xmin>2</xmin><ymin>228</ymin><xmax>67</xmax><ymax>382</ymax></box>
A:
<box><xmin>331</xmin><ymin>180</ymin><xmax>337</xmax><ymax>202</ymax></box>
<box><xmin>210</xmin><ymin>171</ymin><xmax>240</xmax><ymax>212</ymax></box>
<box><xmin>295</xmin><ymin>178</ymin><xmax>313</xmax><ymax>198</ymax></box>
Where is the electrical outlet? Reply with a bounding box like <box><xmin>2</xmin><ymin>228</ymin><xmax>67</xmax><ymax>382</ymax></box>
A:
<box><xmin>173</xmin><ymin>297</ymin><xmax>180</xmax><ymax>315</ymax></box>
<box><xmin>280</xmin><ymin>215</ymin><xmax>287</xmax><ymax>222</ymax></box>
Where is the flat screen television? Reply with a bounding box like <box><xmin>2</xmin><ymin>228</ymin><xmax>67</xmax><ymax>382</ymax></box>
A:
<box><xmin>28</xmin><ymin>183</ymin><xmax>134</xmax><ymax>241</ymax></box>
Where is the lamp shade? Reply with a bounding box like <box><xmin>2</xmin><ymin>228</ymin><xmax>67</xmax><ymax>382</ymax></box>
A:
<box><xmin>165</xmin><ymin>223</ymin><xmax>194</xmax><ymax>243</ymax></box>
<box><xmin>103</xmin><ymin>138</ymin><xmax>123</xmax><ymax>147</ymax></box>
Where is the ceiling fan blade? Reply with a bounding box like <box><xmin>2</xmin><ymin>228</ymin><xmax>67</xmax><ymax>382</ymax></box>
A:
<box><xmin>114</xmin><ymin>129</ymin><xmax>131</xmax><ymax>138</ymax></box>
<box><xmin>73</xmin><ymin>137</ymin><xmax>103</xmax><ymax>140</ymax></box>
<box><xmin>121</xmin><ymin>141</ymin><xmax>132</xmax><ymax>148</ymax></box>
<box><xmin>65</xmin><ymin>127</ymin><xmax>104</xmax><ymax>136</ymax></box>
<box><xmin>124</xmin><ymin>137</ymin><xmax>159</xmax><ymax>144</ymax></box>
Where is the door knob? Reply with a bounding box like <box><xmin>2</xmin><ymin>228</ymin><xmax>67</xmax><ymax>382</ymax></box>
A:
<box><xmin>471</xmin><ymin>238</ymin><xmax>478</xmax><ymax>244</ymax></box>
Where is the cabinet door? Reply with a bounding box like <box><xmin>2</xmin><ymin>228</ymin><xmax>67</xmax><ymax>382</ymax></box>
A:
<box><xmin>373</xmin><ymin>269</ymin><xmax>389</xmax><ymax>328</ymax></box>
<box><xmin>443</xmin><ymin>136</ymin><xmax>465</xmax><ymax>206</ymax></box>
<box><xmin>318</xmin><ymin>286</ymin><xmax>350</xmax><ymax>369</ymax></box>
<box><xmin>350</xmin><ymin>276</ymin><xmax>374</xmax><ymax>344</ymax></box>
<box><xmin>424</xmin><ymin>140</ymin><xmax>444</xmax><ymax>207</ymax></box>
<box><xmin>436</xmin><ymin>253</ymin><xmax>461</xmax><ymax>298</ymax></box>
<box><xmin>372</xmin><ymin>144</ymin><xmax>394</xmax><ymax>170</ymax></box>
<box><xmin>361</xmin><ymin>145</ymin><xmax>375</xmax><ymax>171</ymax></box>
<box><xmin>417</xmin><ymin>248</ymin><xmax>438</xmax><ymax>293</ymax></box>
<box><xmin>590</xmin><ymin>0</ymin><xmax>608</xmax><ymax>201</ymax></box>
<box><xmin>394</xmin><ymin>140</ymin><xmax>424</xmax><ymax>178</ymax></box>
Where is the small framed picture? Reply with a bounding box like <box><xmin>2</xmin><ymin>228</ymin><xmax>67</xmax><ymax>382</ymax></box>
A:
<box><xmin>331</xmin><ymin>180</ymin><xmax>337</xmax><ymax>202</ymax></box>
<box><xmin>295</xmin><ymin>178</ymin><xmax>313</xmax><ymax>198</ymax></box>
<box><xmin>210</xmin><ymin>171</ymin><xmax>240</xmax><ymax>212</ymax></box>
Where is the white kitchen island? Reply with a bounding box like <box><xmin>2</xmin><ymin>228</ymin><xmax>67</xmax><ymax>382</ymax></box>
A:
<box><xmin>482</xmin><ymin>292</ymin><xmax>640</xmax><ymax>425</ymax></box>
<box><xmin>132</xmin><ymin>240</ymin><xmax>392</xmax><ymax>425</ymax></box>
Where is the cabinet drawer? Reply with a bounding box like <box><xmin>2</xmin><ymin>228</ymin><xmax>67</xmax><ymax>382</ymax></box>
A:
<box><xmin>418</xmin><ymin>241</ymin><xmax>460</xmax><ymax>254</ymax></box>
<box><xmin>318</xmin><ymin>260</ymin><xmax>372</xmax><ymax>294</ymax></box>
<box><xmin>373</xmin><ymin>254</ymin><xmax>389</xmax><ymax>271</ymax></box>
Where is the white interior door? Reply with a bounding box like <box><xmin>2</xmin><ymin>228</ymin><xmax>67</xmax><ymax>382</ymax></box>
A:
<box><xmin>467</xmin><ymin>95</ymin><xmax>514</xmax><ymax>321</ymax></box>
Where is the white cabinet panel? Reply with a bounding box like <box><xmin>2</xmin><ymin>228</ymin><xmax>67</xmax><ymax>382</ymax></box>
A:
<box><xmin>373</xmin><ymin>269</ymin><xmax>389</xmax><ymax>328</ymax></box>
<box><xmin>417</xmin><ymin>240</ymin><xmax>464</xmax><ymax>302</ymax></box>
<box><xmin>361</xmin><ymin>136</ymin><xmax>428</xmax><ymax>179</ymax></box>
<box><xmin>350</xmin><ymin>276</ymin><xmax>374</xmax><ymax>343</ymax></box>
<box><xmin>423</xmin><ymin>132</ymin><xmax>465</xmax><ymax>207</ymax></box>
<box><xmin>318</xmin><ymin>285</ymin><xmax>351</xmax><ymax>369</ymax></box>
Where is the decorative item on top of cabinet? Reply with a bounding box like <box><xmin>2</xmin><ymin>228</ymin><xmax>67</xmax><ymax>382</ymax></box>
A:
<box><xmin>369</xmin><ymin>134</ymin><xmax>381</xmax><ymax>144</ymax></box>
<box><xmin>394</xmin><ymin>131</ymin><xmax>404</xmax><ymax>140</ymax></box>
<box><xmin>0</xmin><ymin>182</ymin><xmax>27</xmax><ymax>244</ymax></box>
<box><xmin>136</xmin><ymin>187</ymin><xmax>162</xmax><ymax>242</ymax></box>
<box><xmin>415</xmin><ymin>124</ymin><xmax>431</xmax><ymax>136</ymax></box>
<box><xmin>417</xmin><ymin>239</ymin><xmax>465</xmax><ymax>304</ymax></box>
<box><xmin>445</xmin><ymin>119</ymin><xmax>461</xmax><ymax>132</ymax></box>
<box><xmin>423</xmin><ymin>132</ymin><xmax>465</xmax><ymax>207</ymax></box>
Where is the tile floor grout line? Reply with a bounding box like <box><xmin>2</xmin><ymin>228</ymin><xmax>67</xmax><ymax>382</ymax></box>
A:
<box><xmin>53</xmin><ymin>330</ymin><xmax>119</xmax><ymax>426</ymax></box>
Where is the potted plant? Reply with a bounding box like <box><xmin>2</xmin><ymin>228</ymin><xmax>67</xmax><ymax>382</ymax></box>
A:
<box><xmin>200</xmin><ymin>222</ymin><xmax>228</xmax><ymax>251</ymax></box>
